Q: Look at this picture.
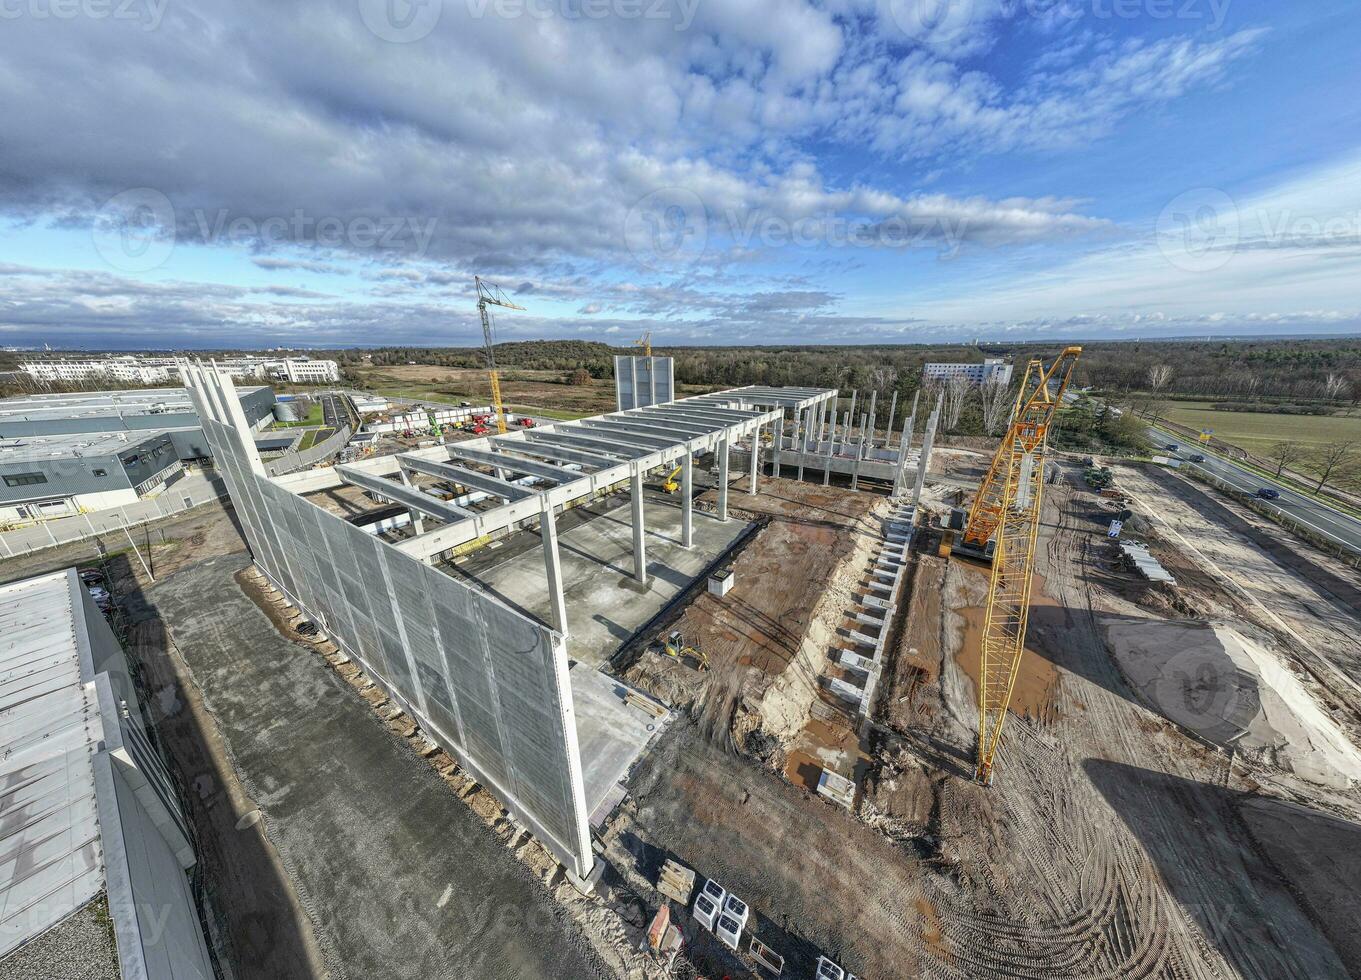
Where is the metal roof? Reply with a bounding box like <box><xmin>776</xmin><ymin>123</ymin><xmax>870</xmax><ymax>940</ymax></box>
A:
<box><xmin>0</xmin><ymin>429</ymin><xmax>169</xmax><ymax>464</ymax></box>
<box><xmin>0</xmin><ymin>570</ymin><xmax>104</xmax><ymax>960</ymax></box>
<box><xmin>0</xmin><ymin>387</ymin><xmax>270</xmax><ymax>425</ymax></box>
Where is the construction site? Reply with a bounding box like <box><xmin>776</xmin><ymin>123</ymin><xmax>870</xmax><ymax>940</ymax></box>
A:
<box><xmin>9</xmin><ymin>335</ymin><xmax>1358</xmax><ymax>980</ymax></box>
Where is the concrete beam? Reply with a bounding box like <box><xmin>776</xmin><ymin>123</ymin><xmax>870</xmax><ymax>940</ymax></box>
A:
<box><xmin>399</xmin><ymin>455</ymin><xmax>536</xmax><ymax>502</ymax></box>
<box><xmin>528</xmin><ymin>430</ymin><xmax>649</xmax><ymax>459</ymax></box>
<box><xmin>572</xmin><ymin>420</ymin><xmax>681</xmax><ymax>450</ymax></box>
<box><xmin>449</xmin><ymin>445</ymin><xmax>581</xmax><ymax>483</ymax></box>
<box><xmin>336</xmin><ymin>466</ymin><xmax>475</xmax><ymax>526</ymax></box>
<box><xmin>494</xmin><ymin>438</ymin><xmax>614</xmax><ymax>471</ymax></box>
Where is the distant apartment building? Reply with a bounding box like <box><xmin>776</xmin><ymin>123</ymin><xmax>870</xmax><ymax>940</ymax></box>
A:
<box><xmin>19</xmin><ymin>354</ymin><xmax>340</xmax><ymax>385</ymax></box>
<box><xmin>922</xmin><ymin>357</ymin><xmax>1013</xmax><ymax>387</ymax></box>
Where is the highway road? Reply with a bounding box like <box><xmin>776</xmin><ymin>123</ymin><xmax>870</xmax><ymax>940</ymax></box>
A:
<box><xmin>1146</xmin><ymin>424</ymin><xmax>1361</xmax><ymax>558</ymax></box>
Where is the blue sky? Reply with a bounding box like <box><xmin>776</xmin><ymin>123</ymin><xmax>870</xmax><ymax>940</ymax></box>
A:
<box><xmin>0</xmin><ymin>0</ymin><xmax>1358</xmax><ymax>349</ymax></box>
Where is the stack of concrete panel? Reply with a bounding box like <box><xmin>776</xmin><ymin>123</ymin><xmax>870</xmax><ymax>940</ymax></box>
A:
<box><xmin>1119</xmin><ymin>541</ymin><xmax>1177</xmax><ymax>585</ymax></box>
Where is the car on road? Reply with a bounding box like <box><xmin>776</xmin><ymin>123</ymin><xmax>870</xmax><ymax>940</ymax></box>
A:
<box><xmin>1189</xmin><ymin>454</ymin><xmax>1206</xmax><ymax>463</ymax></box>
<box><xmin>78</xmin><ymin>567</ymin><xmax>105</xmax><ymax>587</ymax></box>
<box><xmin>1164</xmin><ymin>444</ymin><xmax>1180</xmax><ymax>452</ymax></box>
<box><xmin>1256</xmin><ymin>487</ymin><xmax>1281</xmax><ymax>500</ymax></box>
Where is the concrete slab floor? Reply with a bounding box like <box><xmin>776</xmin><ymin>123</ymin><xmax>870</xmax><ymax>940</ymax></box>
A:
<box><xmin>448</xmin><ymin>487</ymin><xmax>752</xmax><ymax>667</ymax></box>
<box><xmin>568</xmin><ymin>663</ymin><xmax>669</xmax><ymax>826</ymax></box>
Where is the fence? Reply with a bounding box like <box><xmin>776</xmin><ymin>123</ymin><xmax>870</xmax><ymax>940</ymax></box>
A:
<box><xmin>0</xmin><ymin>472</ymin><xmax>230</xmax><ymax>560</ymax></box>
<box><xmin>265</xmin><ymin>424</ymin><xmax>351</xmax><ymax>476</ymax></box>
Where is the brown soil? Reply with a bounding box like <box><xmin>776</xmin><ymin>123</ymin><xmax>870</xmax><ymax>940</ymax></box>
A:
<box><xmin>949</xmin><ymin>562</ymin><xmax>1061</xmax><ymax>724</ymax></box>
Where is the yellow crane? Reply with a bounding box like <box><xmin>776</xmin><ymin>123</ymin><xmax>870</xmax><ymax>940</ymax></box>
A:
<box><xmin>475</xmin><ymin>276</ymin><xmax>526</xmax><ymax>435</ymax></box>
<box><xmin>634</xmin><ymin>332</ymin><xmax>652</xmax><ymax>356</ymax></box>
<box><xmin>965</xmin><ymin>346</ymin><xmax>1082</xmax><ymax>785</ymax></box>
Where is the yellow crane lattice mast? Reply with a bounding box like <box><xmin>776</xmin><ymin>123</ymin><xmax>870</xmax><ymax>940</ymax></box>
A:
<box><xmin>475</xmin><ymin>276</ymin><xmax>526</xmax><ymax>435</ymax></box>
<box><xmin>966</xmin><ymin>346</ymin><xmax>1082</xmax><ymax>785</ymax></box>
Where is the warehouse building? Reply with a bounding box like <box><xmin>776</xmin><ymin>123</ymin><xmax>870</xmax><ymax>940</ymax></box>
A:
<box><xmin>0</xmin><ymin>431</ymin><xmax>183</xmax><ymax>524</ymax></box>
<box><xmin>0</xmin><ymin>569</ymin><xmax>213</xmax><ymax>979</ymax></box>
<box><xmin>0</xmin><ymin>387</ymin><xmax>276</xmax><ymax>460</ymax></box>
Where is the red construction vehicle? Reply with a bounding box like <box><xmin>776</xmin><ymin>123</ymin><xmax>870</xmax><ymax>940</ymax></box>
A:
<box><xmin>517</xmin><ymin>417</ymin><xmax>536</xmax><ymax>428</ymax></box>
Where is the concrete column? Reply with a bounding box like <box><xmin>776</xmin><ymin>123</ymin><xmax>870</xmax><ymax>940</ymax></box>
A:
<box><xmin>849</xmin><ymin>389</ymin><xmax>858</xmax><ymax>428</ymax></box>
<box><xmin>851</xmin><ymin>412</ymin><xmax>868</xmax><ymax>491</ymax></box>
<box><xmin>717</xmin><ymin>436</ymin><xmax>730</xmax><ymax>522</ymax></box>
<box><xmin>540</xmin><ymin>499</ymin><xmax>569</xmax><ymax>636</ymax></box>
<box><xmin>867</xmin><ymin>391</ymin><xmax>878</xmax><ymax>450</ymax></box>
<box><xmin>748</xmin><ymin>424</ymin><xmax>760</xmax><ymax>494</ymax></box>
<box><xmin>885</xmin><ymin>391</ymin><xmax>898</xmax><ymax>450</ymax></box>
<box><xmin>912</xmin><ymin>395</ymin><xmax>944</xmax><ymax>508</ymax></box>
<box><xmin>681</xmin><ymin>452</ymin><xmax>694</xmax><ymax>547</ymax></box>
<box><xmin>397</xmin><ymin>467</ymin><xmax>425</xmax><ymax>535</ymax></box>
<box><xmin>902</xmin><ymin>391</ymin><xmax>920</xmax><ymax>450</ymax></box>
<box><xmin>630</xmin><ymin>468</ymin><xmax>648</xmax><ymax>584</ymax></box>
<box><xmin>823</xmin><ymin>420</ymin><xmax>835</xmax><ymax>486</ymax></box>
<box><xmin>796</xmin><ymin>410</ymin><xmax>806</xmax><ymax>482</ymax></box>
<box><xmin>771</xmin><ymin>414</ymin><xmax>784</xmax><ymax>479</ymax></box>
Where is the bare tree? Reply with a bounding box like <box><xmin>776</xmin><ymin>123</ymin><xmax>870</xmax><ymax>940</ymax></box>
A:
<box><xmin>1324</xmin><ymin>372</ymin><xmax>1349</xmax><ymax>402</ymax></box>
<box><xmin>1310</xmin><ymin>440</ymin><xmax>1359</xmax><ymax>493</ymax></box>
<box><xmin>1147</xmin><ymin>364</ymin><xmax>1174</xmax><ymax>394</ymax></box>
<box><xmin>980</xmin><ymin>377</ymin><xmax>1013</xmax><ymax>435</ymax></box>
<box><xmin>1266</xmin><ymin>440</ymin><xmax>1305</xmax><ymax>477</ymax></box>
<box><xmin>942</xmin><ymin>377</ymin><xmax>969</xmax><ymax>430</ymax></box>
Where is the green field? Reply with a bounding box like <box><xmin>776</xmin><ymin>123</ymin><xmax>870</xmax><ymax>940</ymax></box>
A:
<box><xmin>1161</xmin><ymin>401</ymin><xmax>1361</xmax><ymax>475</ymax></box>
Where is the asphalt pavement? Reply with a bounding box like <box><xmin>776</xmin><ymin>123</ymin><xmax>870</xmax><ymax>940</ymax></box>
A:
<box><xmin>1146</xmin><ymin>425</ymin><xmax>1361</xmax><ymax>557</ymax></box>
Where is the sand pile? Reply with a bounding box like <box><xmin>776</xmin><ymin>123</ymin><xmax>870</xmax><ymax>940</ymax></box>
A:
<box><xmin>1105</xmin><ymin>618</ymin><xmax>1361</xmax><ymax>788</ymax></box>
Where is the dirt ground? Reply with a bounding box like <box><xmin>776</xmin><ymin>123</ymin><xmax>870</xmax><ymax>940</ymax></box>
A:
<box><xmin>610</xmin><ymin>462</ymin><xmax>1361</xmax><ymax>979</ymax></box>
<box><xmin>621</xmin><ymin>475</ymin><xmax>884</xmax><ymax>774</ymax></box>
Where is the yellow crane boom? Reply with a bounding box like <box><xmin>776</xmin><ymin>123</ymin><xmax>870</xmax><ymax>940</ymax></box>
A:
<box><xmin>475</xmin><ymin>276</ymin><xmax>526</xmax><ymax>435</ymax></box>
<box><xmin>967</xmin><ymin>346</ymin><xmax>1081</xmax><ymax>785</ymax></box>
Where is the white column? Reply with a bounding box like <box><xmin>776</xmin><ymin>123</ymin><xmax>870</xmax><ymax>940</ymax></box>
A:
<box><xmin>748</xmin><ymin>424</ymin><xmax>760</xmax><ymax>494</ymax></box>
<box><xmin>681</xmin><ymin>452</ymin><xmax>694</xmax><ymax>547</ymax></box>
<box><xmin>823</xmin><ymin>419</ymin><xmax>835</xmax><ymax>486</ymax></box>
<box><xmin>540</xmin><ymin>499</ymin><xmax>569</xmax><ymax>636</ymax></box>
<box><xmin>717</xmin><ymin>436</ymin><xmax>730</xmax><ymax>521</ymax></box>
<box><xmin>771</xmin><ymin>414</ymin><xmax>784</xmax><ymax>479</ymax></box>
<box><xmin>796</xmin><ymin>410</ymin><xmax>807</xmax><ymax>482</ymax></box>
<box><xmin>851</xmin><ymin>412</ymin><xmax>868</xmax><ymax>491</ymax></box>
<box><xmin>397</xmin><ymin>467</ymin><xmax>425</xmax><ymax>535</ymax></box>
<box><xmin>912</xmin><ymin>395</ymin><xmax>944</xmax><ymax>507</ymax></box>
<box><xmin>885</xmin><ymin>391</ymin><xmax>898</xmax><ymax>450</ymax></box>
<box><xmin>630</xmin><ymin>467</ymin><xmax>648</xmax><ymax>584</ymax></box>
<box><xmin>866</xmin><ymin>391</ymin><xmax>878</xmax><ymax>450</ymax></box>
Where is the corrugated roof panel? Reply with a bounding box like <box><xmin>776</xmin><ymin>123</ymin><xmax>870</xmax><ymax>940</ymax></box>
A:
<box><xmin>0</xmin><ymin>572</ymin><xmax>103</xmax><ymax>959</ymax></box>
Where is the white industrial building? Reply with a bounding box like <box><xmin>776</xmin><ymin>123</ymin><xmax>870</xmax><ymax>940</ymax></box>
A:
<box><xmin>921</xmin><ymin>357</ymin><xmax>1012</xmax><ymax>386</ymax></box>
<box><xmin>19</xmin><ymin>355</ymin><xmax>339</xmax><ymax>386</ymax></box>
<box><xmin>0</xmin><ymin>569</ymin><xmax>213</xmax><ymax>979</ymax></box>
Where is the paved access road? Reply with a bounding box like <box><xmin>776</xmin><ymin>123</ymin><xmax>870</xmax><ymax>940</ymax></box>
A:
<box><xmin>1146</xmin><ymin>424</ymin><xmax>1361</xmax><ymax>558</ymax></box>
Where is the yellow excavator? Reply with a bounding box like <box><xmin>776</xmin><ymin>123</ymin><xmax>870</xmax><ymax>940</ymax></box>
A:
<box><xmin>656</xmin><ymin>630</ymin><xmax>709</xmax><ymax>671</ymax></box>
<box><xmin>962</xmin><ymin>346</ymin><xmax>1082</xmax><ymax>785</ymax></box>
<box><xmin>661</xmin><ymin>464</ymin><xmax>682</xmax><ymax>493</ymax></box>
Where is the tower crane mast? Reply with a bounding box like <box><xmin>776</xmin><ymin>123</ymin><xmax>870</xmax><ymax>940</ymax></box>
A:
<box><xmin>475</xmin><ymin>276</ymin><xmax>526</xmax><ymax>435</ymax></box>
<box><xmin>965</xmin><ymin>346</ymin><xmax>1082</xmax><ymax>785</ymax></box>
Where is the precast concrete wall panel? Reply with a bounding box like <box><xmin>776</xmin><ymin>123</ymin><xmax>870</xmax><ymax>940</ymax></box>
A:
<box><xmin>614</xmin><ymin>356</ymin><xmax>674</xmax><ymax>410</ymax></box>
<box><xmin>195</xmin><ymin>404</ymin><xmax>591</xmax><ymax>877</ymax></box>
